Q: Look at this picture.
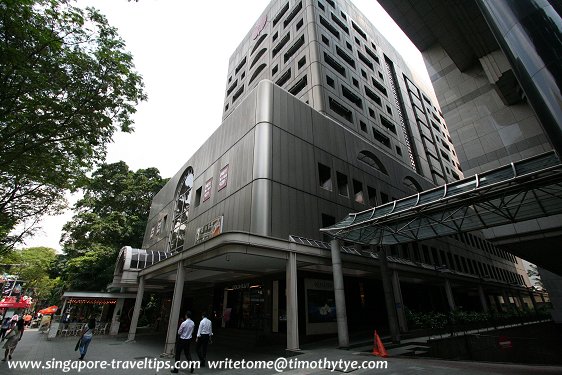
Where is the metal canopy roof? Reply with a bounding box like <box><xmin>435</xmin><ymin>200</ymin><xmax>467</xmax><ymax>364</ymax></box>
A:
<box><xmin>321</xmin><ymin>151</ymin><xmax>562</xmax><ymax>245</ymax></box>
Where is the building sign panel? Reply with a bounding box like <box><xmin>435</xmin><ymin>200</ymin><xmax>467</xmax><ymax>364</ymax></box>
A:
<box><xmin>195</xmin><ymin>216</ymin><xmax>223</xmax><ymax>245</ymax></box>
<box><xmin>203</xmin><ymin>178</ymin><xmax>213</xmax><ymax>202</ymax></box>
<box><xmin>218</xmin><ymin>164</ymin><xmax>229</xmax><ymax>191</ymax></box>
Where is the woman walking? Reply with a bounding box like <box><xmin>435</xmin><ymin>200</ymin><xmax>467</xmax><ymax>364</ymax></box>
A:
<box><xmin>2</xmin><ymin>318</ymin><xmax>24</xmax><ymax>361</ymax></box>
<box><xmin>78</xmin><ymin>318</ymin><xmax>95</xmax><ymax>360</ymax></box>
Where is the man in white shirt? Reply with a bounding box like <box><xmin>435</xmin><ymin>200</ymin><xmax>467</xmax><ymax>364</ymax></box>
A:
<box><xmin>171</xmin><ymin>311</ymin><xmax>194</xmax><ymax>374</ymax></box>
<box><xmin>196</xmin><ymin>312</ymin><xmax>213</xmax><ymax>367</ymax></box>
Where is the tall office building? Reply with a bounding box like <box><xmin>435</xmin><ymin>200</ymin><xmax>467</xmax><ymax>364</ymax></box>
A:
<box><xmin>118</xmin><ymin>0</ymin><xmax>535</xmax><ymax>352</ymax></box>
<box><xmin>377</xmin><ymin>0</ymin><xmax>562</xmax><ymax>322</ymax></box>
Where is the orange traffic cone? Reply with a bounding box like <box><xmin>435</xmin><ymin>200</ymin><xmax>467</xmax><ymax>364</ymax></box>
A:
<box><xmin>372</xmin><ymin>330</ymin><xmax>388</xmax><ymax>358</ymax></box>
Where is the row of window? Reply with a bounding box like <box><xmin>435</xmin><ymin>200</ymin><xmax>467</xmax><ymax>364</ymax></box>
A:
<box><xmin>389</xmin><ymin>242</ymin><xmax>525</xmax><ymax>286</ymax></box>
<box><xmin>320</xmin><ymin>211</ymin><xmax>524</xmax><ymax>287</ymax></box>
<box><xmin>318</xmin><ymin>162</ymin><xmax>391</xmax><ymax>206</ymax></box>
<box><xmin>450</xmin><ymin>232</ymin><xmax>516</xmax><ymax>263</ymax></box>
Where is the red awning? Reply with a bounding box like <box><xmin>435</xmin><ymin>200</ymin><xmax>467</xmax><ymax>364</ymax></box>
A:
<box><xmin>0</xmin><ymin>296</ymin><xmax>32</xmax><ymax>309</ymax></box>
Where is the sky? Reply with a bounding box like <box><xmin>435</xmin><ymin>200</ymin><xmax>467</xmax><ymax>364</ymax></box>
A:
<box><xmin>22</xmin><ymin>0</ymin><xmax>429</xmax><ymax>252</ymax></box>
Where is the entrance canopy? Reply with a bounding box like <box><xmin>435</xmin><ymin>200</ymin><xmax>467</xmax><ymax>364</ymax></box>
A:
<box><xmin>321</xmin><ymin>151</ymin><xmax>562</xmax><ymax>246</ymax></box>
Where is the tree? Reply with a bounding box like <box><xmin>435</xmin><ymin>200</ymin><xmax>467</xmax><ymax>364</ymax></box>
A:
<box><xmin>0</xmin><ymin>0</ymin><xmax>147</xmax><ymax>253</ymax></box>
<box><xmin>0</xmin><ymin>246</ymin><xmax>58</xmax><ymax>303</ymax></box>
<box><xmin>60</xmin><ymin>162</ymin><xmax>167</xmax><ymax>290</ymax></box>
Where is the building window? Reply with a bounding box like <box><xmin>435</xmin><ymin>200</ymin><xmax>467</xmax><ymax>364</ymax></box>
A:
<box><xmin>360</xmin><ymin>120</ymin><xmax>367</xmax><ymax>133</ymax></box>
<box><xmin>380</xmin><ymin>192</ymin><xmax>389</xmax><ymax>204</ymax></box>
<box><xmin>169</xmin><ymin>168</ymin><xmax>194</xmax><ymax>252</ymax></box>
<box><xmin>298</xmin><ymin>56</ymin><xmax>306</xmax><ymax>69</ymax></box>
<box><xmin>194</xmin><ymin>186</ymin><xmax>202</xmax><ymax>207</ymax></box>
<box><xmin>357</xmin><ymin>150</ymin><xmax>388</xmax><ymax>175</ymax></box>
<box><xmin>352</xmin><ymin>179</ymin><xmax>364</xmax><ymax>204</ymax></box>
<box><xmin>326</xmin><ymin>75</ymin><xmax>335</xmax><ymax>88</ymax></box>
<box><xmin>329</xmin><ymin>97</ymin><xmax>353</xmax><ymax>122</ymax></box>
<box><xmin>367</xmin><ymin>185</ymin><xmax>377</xmax><ymax>206</ymax></box>
<box><xmin>318</xmin><ymin>163</ymin><xmax>332</xmax><ymax>191</ymax></box>
<box><xmin>336</xmin><ymin>172</ymin><xmax>349</xmax><ymax>197</ymax></box>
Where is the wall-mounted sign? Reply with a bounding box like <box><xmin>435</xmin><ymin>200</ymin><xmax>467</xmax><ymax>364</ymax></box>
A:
<box><xmin>218</xmin><ymin>164</ymin><xmax>229</xmax><ymax>191</ymax></box>
<box><xmin>203</xmin><ymin>178</ymin><xmax>213</xmax><ymax>202</ymax></box>
<box><xmin>195</xmin><ymin>215</ymin><xmax>223</xmax><ymax>245</ymax></box>
<box><xmin>230</xmin><ymin>283</ymin><xmax>249</xmax><ymax>290</ymax></box>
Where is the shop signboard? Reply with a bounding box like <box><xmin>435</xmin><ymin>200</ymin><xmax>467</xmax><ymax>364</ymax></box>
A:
<box><xmin>195</xmin><ymin>216</ymin><xmax>223</xmax><ymax>245</ymax></box>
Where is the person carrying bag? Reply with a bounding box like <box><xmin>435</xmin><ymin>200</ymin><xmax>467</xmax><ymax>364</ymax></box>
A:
<box><xmin>76</xmin><ymin>318</ymin><xmax>95</xmax><ymax>360</ymax></box>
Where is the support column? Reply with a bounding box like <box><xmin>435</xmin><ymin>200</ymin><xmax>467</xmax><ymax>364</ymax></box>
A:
<box><xmin>110</xmin><ymin>298</ymin><xmax>125</xmax><ymax>335</ymax></box>
<box><xmin>164</xmin><ymin>262</ymin><xmax>185</xmax><ymax>354</ymax></box>
<box><xmin>377</xmin><ymin>245</ymin><xmax>400</xmax><ymax>343</ymax></box>
<box><xmin>127</xmin><ymin>275</ymin><xmax>145</xmax><ymax>341</ymax></box>
<box><xmin>494</xmin><ymin>294</ymin><xmax>505</xmax><ymax>312</ymax></box>
<box><xmin>272</xmin><ymin>280</ymin><xmax>279</xmax><ymax>333</ymax></box>
<box><xmin>330</xmin><ymin>239</ymin><xmax>349</xmax><ymax>348</ymax></box>
<box><xmin>444</xmin><ymin>279</ymin><xmax>456</xmax><ymax>311</ymax></box>
<box><xmin>286</xmin><ymin>252</ymin><xmax>299</xmax><ymax>351</ymax></box>
<box><xmin>517</xmin><ymin>293</ymin><xmax>526</xmax><ymax>310</ymax></box>
<box><xmin>221</xmin><ymin>289</ymin><xmax>228</xmax><ymax>328</ymax></box>
<box><xmin>502</xmin><ymin>290</ymin><xmax>511</xmax><ymax>311</ymax></box>
<box><xmin>528</xmin><ymin>290</ymin><xmax>538</xmax><ymax>312</ymax></box>
<box><xmin>60</xmin><ymin>298</ymin><xmax>68</xmax><ymax>318</ymax></box>
<box><xmin>392</xmin><ymin>270</ymin><xmax>408</xmax><ymax>332</ymax></box>
<box><xmin>478</xmin><ymin>285</ymin><xmax>489</xmax><ymax>312</ymax></box>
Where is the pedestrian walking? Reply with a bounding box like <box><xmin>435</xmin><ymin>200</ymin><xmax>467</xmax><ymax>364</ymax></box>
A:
<box><xmin>196</xmin><ymin>312</ymin><xmax>213</xmax><ymax>368</ymax></box>
<box><xmin>78</xmin><ymin>318</ymin><xmax>95</xmax><ymax>360</ymax></box>
<box><xmin>171</xmin><ymin>311</ymin><xmax>194</xmax><ymax>374</ymax></box>
<box><xmin>2</xmin><ymin>318</ymin><xmax>24</xmax><ymax>361</ymax></box>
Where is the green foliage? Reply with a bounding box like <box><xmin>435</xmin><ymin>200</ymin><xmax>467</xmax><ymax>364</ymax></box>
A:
<box><xmin>0</xmin><ymin>0</ymin><xmax>146</xmax><ymax>253</ymax></box>
<box><xmin>0</xmin><ymin>246</ymin><xmax>58</xmax><ymax>303</ymax></box>
<box><xmin>60</xmin><ymin>162</ymin><xmax>167</xmax><ymax>291</ymax></box>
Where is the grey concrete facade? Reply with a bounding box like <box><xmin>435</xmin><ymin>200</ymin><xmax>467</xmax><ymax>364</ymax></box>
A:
<box><xmin>126</xmin><ymin>0</ymin><xmax>538</xmax><ymax>352</ymax></box>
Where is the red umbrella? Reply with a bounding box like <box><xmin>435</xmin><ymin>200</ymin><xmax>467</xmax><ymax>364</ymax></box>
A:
<box><xmin>38</xmin><ymin>305</ymin><xmax>58</xmax><ymax>315</ymax></box>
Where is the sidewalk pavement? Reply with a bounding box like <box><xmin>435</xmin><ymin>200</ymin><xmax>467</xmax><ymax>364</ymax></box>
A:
<box><xmin>2</xmin><ymin>328</ymin><xmax>562</xmax><ymax>374</ymax></box>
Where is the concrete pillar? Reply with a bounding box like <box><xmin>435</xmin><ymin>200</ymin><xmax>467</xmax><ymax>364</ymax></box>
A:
<box><xmin>502</xmin><ymin>290</ymin><xmax>512</xmax><ymax>311</ymax></box>
<box><xmin>330</xmin><ymin>239</ymin><xmax>349</xmax><ymax>348</ymax></box>
<box><xmin>528</xmin><ymin>290</ymin><xmax>538</xmax><ymax>311</ymax></box>
<box><xmin>392</xmin><ymin>270</ymin><xmax>408</xmax><ymax>332</ymax></box>
<box><xmin>377</xmin><ymin>245</ymin><xmax>400</xmax><ymax>343</ymax></box>
<box><xmin>494</xmin><ymin>294</ymin><xmax>505</xmax><ymax>312</ymax></box>
<box><xmin>286</xmin><ymin>252</ymin><xmax>299</xmax><ymax>351</ymax></box>
<box><xmin>272</xmin><ymin>280</ymin><xmax>279</xmax><ymax>333</ymax></box>
<box><xmin>444</xmin><ymin>279</ymin><xmax>456</xmax><ymax>311</ymax></box>
<box><xmin>60</xmin><ymin>298</ymin><xmax>68</xmax><ymax>317</ymax></box>
<box><xmin>164</xmin><ymin>262</ymin><xmax>185</xmax><ymax>354</ymax></box>
<box><xmin>478</xmin><ymin>285</ymin><xmax>489</xmax><ymax>312</ymax></box>
<box><xmin>110</xmin><ymin>298</ymin><xmax>125</xmax><ymax>335</ymax></box>
<box><xmin>517</xmin><ymin>293</ymin><xmax>526</xmax><ymax>310</ymax></box>
<box><xmin>221</xmin><ymin>289</ymin><xmax>228</xmax><ymax>328</ymax></box>
<box><xmin>127</xmin><ymin>275</ymin><xmax>145</xmax><ymax>341</ymax></box>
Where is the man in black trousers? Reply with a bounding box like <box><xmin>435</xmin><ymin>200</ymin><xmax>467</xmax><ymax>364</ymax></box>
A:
<box><xmin>172</xmin><ymin>311</ymin><xmax>195</xmax><ymax>374</ymax></box>
<box><xmin>196</xmin><ymin>311</ymin><xmax>213</xmax><ymax>367</ymax></box>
